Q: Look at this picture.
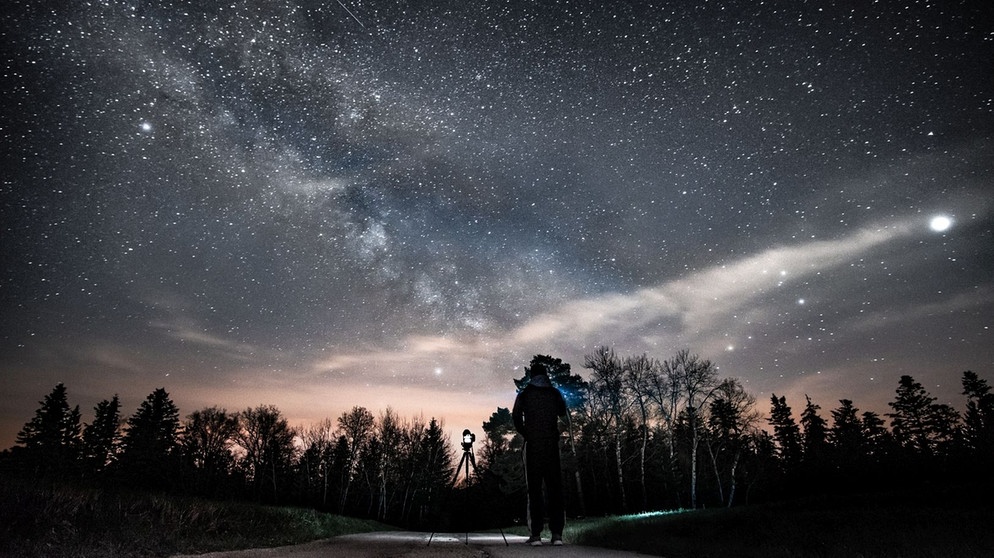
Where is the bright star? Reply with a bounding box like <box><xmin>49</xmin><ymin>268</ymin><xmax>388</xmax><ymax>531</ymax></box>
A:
<box><xmin>929</xmin><ymin>215</ymin><xmax>952</xmax><ymax>232</ymax></box>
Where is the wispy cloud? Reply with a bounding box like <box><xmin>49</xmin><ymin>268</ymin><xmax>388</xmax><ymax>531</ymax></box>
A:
<box><xmin>302</xmin><ymin>218</ymin><xmax>921</xmax><ymax>390</ymax></box>
<box><xmin>509</xmin><ymin>219</ymin><xmax>916</xmax><ymax>349</ymax></box>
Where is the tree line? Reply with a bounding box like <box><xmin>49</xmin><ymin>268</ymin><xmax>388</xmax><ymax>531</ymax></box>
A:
<box><xmin>476</xmin><ymin>350</ymin><xmax>993</xmax><ymax>519</ymax></box>
<box><xmin>3</xmin><ymin>386</ymin><xmax>453</xmax><ymax>527</ymax></box>
<box><xmin>3</xmin><ymin>349</ymin><xmax>992</xmax><ymax>527</ymax></box>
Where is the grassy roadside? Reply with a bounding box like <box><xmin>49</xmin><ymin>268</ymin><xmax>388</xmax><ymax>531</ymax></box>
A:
<box><xmin>557</xmin><ymin>492</ymin><xmax>994</xmax><ymax>558</ymax></box>
<box><xmin>0</xmin><ymin>480</ymin><xmax>389</xmax><ymax>558</ymax></box>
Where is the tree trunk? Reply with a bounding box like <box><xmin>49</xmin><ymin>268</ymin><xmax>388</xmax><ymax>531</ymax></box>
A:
<box><xmin>707</xmin><ymin>440</ymin><xmax>724</xmax><ymax>506</ymax></box>
<box><xmin>340</xmin><ymin>470</ymin><xmax>351</xmax><ymax>514</ymax></box>
<box><xmin>615</xmin><ymin>426</ymin><xmax>627</xmax><ymax>512</ymax></box>
<box><xmin>640</xmin><ymin>424</ymin><xmax>648</xmax><ymax>511</ymax></box>
<box><xmin>690</xmin><ymin>419</ymin><xmax>698</xmax><ymax>509</ymax></box>
<box><xmin>727</xmin><ymin>449</ymin><xmax>741</xmax><ymax>508</ymax></box>
<box><xmin>322</xmin><ymin>462</ymin><xmax>329</xmax><ymax>508</ymax></box>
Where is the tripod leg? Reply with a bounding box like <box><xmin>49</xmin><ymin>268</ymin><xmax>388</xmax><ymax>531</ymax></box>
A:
<box><xmin>432</xmin><ymin>453</ymin><xmax>467</xmax><ymax>547</ymax></box>
<box><xmin>465</xmin><ymin>453</ymin><xmax>507</xmax><ymax>545</ymax></box>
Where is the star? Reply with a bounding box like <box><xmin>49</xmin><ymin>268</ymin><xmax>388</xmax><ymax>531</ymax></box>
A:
<box><xmin>929</xmin><ymin>215</ymin><xmax>952</xmax><ymax>232</ymax></box>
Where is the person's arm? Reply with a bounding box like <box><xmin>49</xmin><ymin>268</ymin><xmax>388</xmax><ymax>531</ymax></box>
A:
<box><xmin>512</xmin><ymin>391</ymin><xmax>526</xmax><ymax>435</ymax></box>
<box><xmin>556</xmin><ymin>390</ymin><xmax>567</xmax><ymax>417</ymax></box>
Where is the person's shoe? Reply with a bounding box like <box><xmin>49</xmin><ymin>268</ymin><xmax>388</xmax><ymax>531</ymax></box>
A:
<box><xmin>526</xmin><ymin>534</ymin><xmax>543</xmax><ymax>546</ymax></box>
<box><xmin>551</xmin><ymin>534</ymin><xmax>564</xmax><ymax>546</ymax></box>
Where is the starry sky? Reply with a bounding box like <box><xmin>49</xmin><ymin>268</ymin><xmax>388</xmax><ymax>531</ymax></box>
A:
<box><xmin>2</xmin><ymin>0</ymin><xmax>992</xmax><ymax>449</ymax></box>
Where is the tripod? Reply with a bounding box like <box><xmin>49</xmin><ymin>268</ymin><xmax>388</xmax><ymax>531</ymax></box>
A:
<box><xmin>427</xmin><ymin>432</ymin><xmax>508</xmax><ymax>546</ymax></box>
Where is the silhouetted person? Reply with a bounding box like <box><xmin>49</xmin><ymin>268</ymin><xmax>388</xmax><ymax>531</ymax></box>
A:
<box><xmin>512</xmin><ymin>364</ymin><xmax>568</xmax><ymax>546</ymax></box>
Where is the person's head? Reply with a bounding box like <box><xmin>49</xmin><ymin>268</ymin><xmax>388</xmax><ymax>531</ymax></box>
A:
<box><xmin>530</xmin><ymin>363</ymin><xmax>549</xmax><ymax>378</ymax></box>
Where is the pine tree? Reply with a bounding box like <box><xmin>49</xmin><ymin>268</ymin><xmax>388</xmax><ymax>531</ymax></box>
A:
<box><xmin>768</xmin><ymin>394</ymin><xmax>802</xmax><ymax>469</ymax></box>
<box><xmin>800</xmin><ymin>395</ymin><xmax>829</xmax><ymax>466</ymax></box>
<box><xmin>887</xmin><ymin>375</ymin><xmax>959</xmax><ymax>456</ymax></box>
<box><xmin>81</xmin><ymin>395</ymin><xmax>121</xmax><ymax>475</ymax></box>
<box><xmin>118</xmin><ymin>388</ymin><xmax>182</xmax><ymax>488</ymax></box>
<box><xmin>829</xmin><ymin>399</ymin><xmax>864</xmax><ymax>469</ymax></box>
<box><xmin>15</xmin><ymin>383</ymin><xmax>81</xmax><ymax>476</ymax></box>
<box><xmin>961</xmin><ymin>371</ymin><xmax>994</xmax><ymax>461</ymax></box>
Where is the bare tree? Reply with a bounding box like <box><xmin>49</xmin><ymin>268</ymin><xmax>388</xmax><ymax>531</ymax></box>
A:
<box><xmin>374</xmin><ymin>408</ymin><xmax>405</xmax><ymax>521</ymax></box>
<box><xmin>665</xmin><ymin>350</ymin><xmax>720</xmax><ymax>508</ymax></box>
<box><xmin>337</xmin><ymin>406</ymin><xmax>375</xmax><ymax>513</ymax></box>
<box><xmin>704</xmin><ymin>378</ymin><xmax>759</xmax><ymax>507</ymax></box>
<box><xmin>299</xmin><ymin>418</ymin><xmax>338</xmax><ymax>508</ymax></box>
<box><xmin>584</xmin><ymin>346</ymin><xmax>630</xmax><ymax>512</ymax></box>
<box><xmin>647</xmin><ymin>354</ymin><xmax>682</xmax><ymax>503</ymax></box>
<box><xmin>236</xmin><ymin>405</ymin><xmax>296</xmax><ymax>503</ymax></box>
<box><xmin>623</xmin><ymin>353</ymin><xmax>658</xmax><ymax>511</ymax></box>
<box><xmin>183</xmin><ymin>406</ymin><xmax>238</xmax><ymax>494</ymax></box>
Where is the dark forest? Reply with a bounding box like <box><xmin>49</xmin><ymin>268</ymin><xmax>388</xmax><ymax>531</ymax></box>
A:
<box><xmin>3</xmin><ymin>348</ymin><xmax>992</xmax><ymax>530</ymax></box>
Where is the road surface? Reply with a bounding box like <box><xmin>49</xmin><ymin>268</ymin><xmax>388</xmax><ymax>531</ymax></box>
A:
<box><xmin>171</xmin><ymin>531</ymin><xmax>653</xmax><ymax>557</ymax></box>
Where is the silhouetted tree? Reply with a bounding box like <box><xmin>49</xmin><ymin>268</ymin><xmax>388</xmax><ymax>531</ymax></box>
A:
<box><xmin>182</xmin><ymin>406</ymin><xmax>238</xmax><ymax>496</ymax></box>
<box><xmin>15</xmin><ymin>383</ymin><xmax>81</xmax><ymax>477</ymax></box>
<box><xmin>828</xmin><ymin>399</ymin><xmax>864</xmax><ymax>472</ymax></box>
<box><xmin>585</xmin><ymin>346</ymin><xmax>630</xmax><ymax>512</ymax></box>
<box><xmin>371</xmin><ymin>408</ymin><xmax>405</xmax><ymax>520</ymax></box>
<box><xmin>417</xmin><ymin>418</ymin><xmax>453</xmax><ymax>525</ymax></box>
<box><xmin>118</xmin><ymin>388</ymin><xmax>181</xmax><ymax>489</ymax></box>
<box><xmin>516</xmin><ymin>354</ymin><xmax>588</xmax><ymax>409</ymax></box>
<box><xmin>800</xmin><ymin>395</ymin><xmax>829</xmax><ymax>473</ymax></box>
<box><xmin>887</xmin><ymin>375</ymin><xmax>959</xmax><ymax>457</ymax></box>
<box><xmin>646</xmin><ymin>353</ymin><xmax>682</xmax><ymax>504</ymax></box>
<box><xmin>705</xmin><ymin>378</ymin><xmax>760</xmax><ymax>507</ymax></box>
<box><xmin>480</xmin><ymin>408</ymin><xmax>518</xmax><ymax>476</ymax></box>
<box><xmin>297</xmin><ymin>418</ymin><xmax>339</xmax><ymax>509</ymax></box>
<box><xmin>667</xmin><ymin>350</ymin><xmax>720</xmax><ymax>508</ymax></box>
<box><xmin>623</xmin><ymin>353</ymin><xmax>658</xmax><ymax>511</ymax></box>
<box><xmin>860</xmin><ymin>410</ymin><xmax>895</xmax><ymax>466</ymax></box>
<box><xmin>337</xmin><ymin>406</ymin><xmax>375</xmax><ymax>513</ymax></box>
<box><xmin>236</xmin><ymin>405</ymin><xmax>296</xmax><ymax>504</ymax></box>
<box><xmin>961</xmin><ymin>370</ymin><xmax>994</xmax><ymax>463</ymax></box>
<box><xmin>80</xmin><ymin>395</ymin><xmax>121</xmax><ymax>476</ymax></box>
<box><xmin>768</xmin><ymin>395</ymin><xmax>802</xmax><ymax>470</ymax></box>
<box><xmin>395</xmin><ymin>415</ymin><xmax>430</xmax><ymax>525</ymax></box>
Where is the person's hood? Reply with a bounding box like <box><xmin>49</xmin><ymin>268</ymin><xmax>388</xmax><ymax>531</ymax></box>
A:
<box><xmin>530</xmin><ymin>374</ymin><xmax>552</xmax><ymax>387</ymax></box>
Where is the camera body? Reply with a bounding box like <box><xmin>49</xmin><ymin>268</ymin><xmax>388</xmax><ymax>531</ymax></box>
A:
<box><xmin>461</xmin><ymin>429</ymin><xmax>475</xmax><ymax>452</ymax></box>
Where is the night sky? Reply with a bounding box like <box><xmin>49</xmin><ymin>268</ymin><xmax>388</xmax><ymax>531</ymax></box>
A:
<box><xmin>2</xmin><ymin>1</ymin><xmax>992</xmax><ymax>449</ymax></box>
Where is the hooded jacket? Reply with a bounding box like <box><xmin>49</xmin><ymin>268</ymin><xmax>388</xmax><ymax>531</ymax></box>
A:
<box><xmin>512</xmin><ymin>374</ymin><xmax>568</xmax><ymax>441</ymax></box>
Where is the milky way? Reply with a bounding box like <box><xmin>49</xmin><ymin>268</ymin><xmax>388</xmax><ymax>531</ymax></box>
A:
<box><xmin>2</xmin><ymin>1</ymin><xmax>992</xmax><ymax>446</ymax></box>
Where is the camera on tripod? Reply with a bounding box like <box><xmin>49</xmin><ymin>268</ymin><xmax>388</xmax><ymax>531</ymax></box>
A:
<box><xmin>428</xmin><ymin>427</ymin><xmax>508</xmax><ymax>546</ymax></box>
<box><xmin>461</xmin><ymin>429</ymin><xmax>476</xmax><ymax>452</ymax></box>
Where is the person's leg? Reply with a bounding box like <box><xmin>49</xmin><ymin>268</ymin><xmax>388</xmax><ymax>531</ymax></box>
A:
<box><xmin>545</xmin><ymin>444</ymin><xmax>565</xmax><ymax>537</ymax></box>
<box><xmin>524</xmin><ymin>442</ymin><xmax>545</xmax><ymax>538</ymax></box>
